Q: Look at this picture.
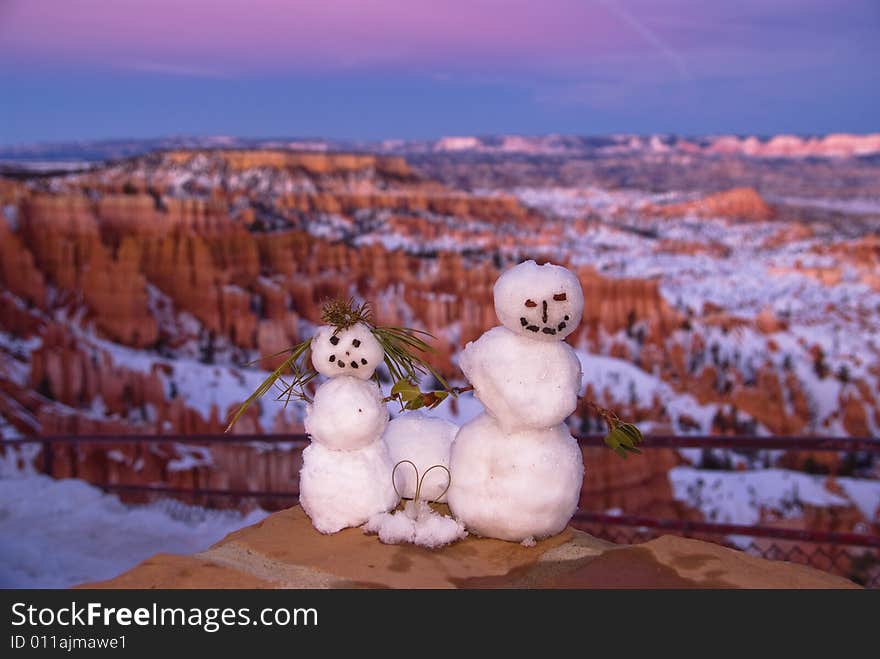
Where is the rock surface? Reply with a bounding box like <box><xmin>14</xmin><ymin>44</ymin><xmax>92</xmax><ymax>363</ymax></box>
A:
<box><xmin>77</xmin><ymin>505</ymin><xmax>858</xmax><ymax>589</ymax></box>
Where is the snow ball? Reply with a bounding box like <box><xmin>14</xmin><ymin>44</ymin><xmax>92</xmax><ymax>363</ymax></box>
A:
<box><xmin>493</xmin><ymin>260</ymin><xmax>584</xmax><ymax>342</ymax></box>
<box><xmin>311</xmin><ymin>323</ymin><xmax>384</xmax><ymax>380</ymax></box>
<box><xmin>447</xmin><ymin>412</ymin><xmax>584</xmax><ymax>542</ymax></box>
<box><xmin>459</xmin><ymin>326</ymin><xmax>582</xmax><ymax>432</ymax></box>
<box><xmin>364</xmin><ymin>501</ymin><xmax>467</xmax><ymax>548</ymax></box>
<box><xmin>304</xmin><ymin>376</ymin><xmax>388</xmax><ymax>450</ymax></box>
<box><xmin>300</xmin><ymin>441</ymin><xmax>399</xmax><ymax>534</ymax></box>
<box><xmin>383</xmin><ymin>412</ymin><xmax>458</xmax><ymax>502</ymax></box>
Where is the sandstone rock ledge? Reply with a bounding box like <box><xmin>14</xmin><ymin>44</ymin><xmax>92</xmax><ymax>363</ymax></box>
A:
<box><xmin>77</xmin><ymin>506</ymin><xmax>857</xmax><ymax>589</ymax></box>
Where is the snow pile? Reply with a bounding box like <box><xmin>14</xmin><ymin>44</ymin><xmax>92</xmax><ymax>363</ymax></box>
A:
<box><xmin>383</xmin><ymin>412</ymin><xmax>457</xmax><ymax>502</ymax></box>
<box><xmin>669</xmin><ymin>466</ymin><xmax>880</xmax><ymax>527</ymax></box>
<box><xmin>836</xmin><ymin>478</ymin><xmax>880</xmax><ymax>520</ymax></box>
<box><xmin>364</xmin><ymin>501</ymin><xmax>466</xmax><ymax>548</ymax></box>
<box><xmin>0</xmin><ymin>473</ymin><xmax>267</xmax><ymax>589</ymax></box>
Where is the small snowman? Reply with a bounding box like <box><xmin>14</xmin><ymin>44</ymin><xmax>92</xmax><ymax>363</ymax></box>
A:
<box><xmin>226</xmin><ymin>298</ymin><xmax>453</xmax><ymax>536</ymax></box>
<box><xmin>299</xmin><ymin>322</ymin><xmax>400</xmax><ymax>534</ymax></box>
<box><xmin>447</xmin><ymin>260</ymin><xmax>586</xmax><ymax>543</ymax></box>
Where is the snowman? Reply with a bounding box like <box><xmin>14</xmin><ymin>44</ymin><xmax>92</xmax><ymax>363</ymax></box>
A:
<box><xmin>447</xmin><ymin>260</ymin><xmax>585</xmax><ymax>543</ymax></box>
<box><xmin>299</xmin><ymin>322</ymin><xmax>399</xmax><ymax>534</ymax></box>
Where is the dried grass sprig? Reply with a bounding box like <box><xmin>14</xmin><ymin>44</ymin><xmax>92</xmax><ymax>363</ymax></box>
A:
<box><xmin>321</xmin><ymin>297</ymin><xmax>372</xmax><ymax>330</ymax></box>
<box><xmin>372</xmin><ymin>326</ymin><xmax>448</xmax><ymax>390</ymax></box>
<box><xmin>392</xmin><ymin>459</ymin><xmax>452</xmax><ymax>516</ymax></box>
<box><xmin>224</xmin><ymin>338</ymin><xmax>315</xmax><ymax>433</ymax></box>
<box><xmin>226</xmin><ymin>297</ymin><xmax>451</xmax><ymax>431</ymax></box>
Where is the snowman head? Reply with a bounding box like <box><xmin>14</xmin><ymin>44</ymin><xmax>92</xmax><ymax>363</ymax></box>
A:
<box><xmin>493</xmin><ymin>260</ymin><xmax>584</xmax><ymax>341</ymax></box>
<box><xmin>311</xmin><ymin>323</ymin><xmax>384</xmax><ymax>380</ymax></box>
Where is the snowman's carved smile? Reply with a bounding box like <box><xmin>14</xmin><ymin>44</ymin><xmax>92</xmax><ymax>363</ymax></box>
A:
<box><xmin>519</xmin><ymin>295</ymin><xmax>570</xmax><ymax>337</ymax></box>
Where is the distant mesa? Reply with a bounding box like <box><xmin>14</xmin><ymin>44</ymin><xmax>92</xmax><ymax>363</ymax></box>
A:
<box><xmin>4</xmin><ymin>133</ymin><xmax>880</xmax><ymax>166</ymax></box>
<box><xmin>705</xmin><ymin>133</ymin><xmax>880</xmax><ymax>159</ymax></box>
<box><xmin>428</xmin><ymin>133</ymin><xmax>880</xmax><ymax>159</ymax></box>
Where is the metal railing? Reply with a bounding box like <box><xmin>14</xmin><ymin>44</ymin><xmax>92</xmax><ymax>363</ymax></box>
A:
<box><xmin>3</xmin><ymin>432</ymin><xmax>878</xmax><ymax>587</ymax></box>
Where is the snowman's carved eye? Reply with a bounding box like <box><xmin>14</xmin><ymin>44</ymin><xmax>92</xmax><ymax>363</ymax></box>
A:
<box><xmin>330</xmin><ymin>336</ymin><xmax>340</xmax><ymax>346</ymax></box>
<box><xmin>361</xmin><ymin>358</ymin><xmax>368</xmax><ymax>365</ymax></box>
<box><xmin>564</xmin><ymin>315</ymin><xmax>570</xmax><ymax>320</ymax></box>
<box><xmin>352</xmin><ymin>339</ymin><xmax>361</xmax><ymax>348</ymax></box>
<box><xmin>337</xmin><ymin>360</ymin><xmax>345</xmax><ymax>368</ymax></box>
<box><xmin>553</xmin><ymin>293</ymin><xmax>567</xmax><ymax>301</ymax></box>
<box><xmin>329</xmin><ymin>354</ymin><xmax>336</xmax><ymax>363</ymax></box>
<box><xmin>524</xmin><ymin>299</ymin><xmax>537</xmax><ymax>307</ymax></box>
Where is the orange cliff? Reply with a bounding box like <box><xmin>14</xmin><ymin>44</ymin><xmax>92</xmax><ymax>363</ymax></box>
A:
<box><xmin>165</xmin><ymin>149</ymin><xmax>415</xmax><ymax>180</ymax></box>
<box><xmin>4</xmin><ymin>160</ymin><xmax>870</xmax><ymax>448</ymax></box>
<box><xmin>648</xmin><ymin>187</ymin><xmax>776</xmax><ymax>222</ymax></box>
<box><xmin>1</xmin><ymin>159</ymin><xmax>683</xmax><ymax>430</ymax></box>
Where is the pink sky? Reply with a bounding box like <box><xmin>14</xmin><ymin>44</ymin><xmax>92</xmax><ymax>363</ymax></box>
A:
<box><xmin>0</xmin><ymin>0</ymin><xmax>672</xmax><ymax>75</ymax></box>
<box><xmin>1</xmin><ymin>0</ymin><xmax>876</xmax><ymax>142</ymax></box>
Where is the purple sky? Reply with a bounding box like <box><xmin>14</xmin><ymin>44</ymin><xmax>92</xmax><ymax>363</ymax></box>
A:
<box><xmin>1</xmin><ymin>0</ymin><xmax>878</xmax><ymax>143</ymax></box>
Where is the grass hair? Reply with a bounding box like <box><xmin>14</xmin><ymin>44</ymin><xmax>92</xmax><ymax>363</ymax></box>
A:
<box><xmin>225</xmin><ymin>297</ymin><xmax>448</xmax><ymax>432</ymax></box>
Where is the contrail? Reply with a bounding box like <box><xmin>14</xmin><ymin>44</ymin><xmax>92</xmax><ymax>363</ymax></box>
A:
<box><xmin>596</xmin><ymin>0</ymin><xmax>690</xmax><ymax>80</ymax></box>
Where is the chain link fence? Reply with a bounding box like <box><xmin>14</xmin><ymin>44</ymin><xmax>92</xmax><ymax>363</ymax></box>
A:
<box><xmin>572</xmin><ymin>517</ymin><xmax>880</xmax><ymax>588</ymax></box>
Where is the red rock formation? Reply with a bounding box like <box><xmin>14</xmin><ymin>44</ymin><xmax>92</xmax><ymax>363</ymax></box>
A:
<box><xmin>3</xmin><ymin>149</ymin><xmax>876</xmax><ymax>541</ymax></box>
<box><xmin>165</xmin><ymin>149</ymin><xmax>415</xmax><ymax>180</ymax></box>
<box><xmin>580</xmin><ymin>446</ymin><xmax>686</xmax><ymax>518</ymax></box>
<box><xmin>655</xmin><ymin>239</ymin><xmax>730</xmax><ymax>258</ymax></box>
<box><xmin>649</xmin><ymin>187</ymin><xmax>776</xmax><ymax>222</ymax></box>
<box><xmin>0</xmin><ymin>218</ymin><xmax>46</xmax><ymax>308</ymax></box>
<box><xmin>811</xmin><ymin>235</ymin><xmax>880</xmax><ymax>292</ymax></box>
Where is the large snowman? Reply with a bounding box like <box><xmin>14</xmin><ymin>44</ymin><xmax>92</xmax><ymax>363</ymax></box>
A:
<box><xmin>299</xmin><ymin>323</ymin><xmax>399</xmax><ymax>534</ymax></box>
<box><xmin>447</xmin><ymin>260</ymin><xmax>585</xmax><ymax>542</ymax></box>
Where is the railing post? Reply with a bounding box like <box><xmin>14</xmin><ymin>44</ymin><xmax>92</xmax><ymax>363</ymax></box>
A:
<box><xmin>42</xmin><ymin>439</ymin><xmax>54</xmax><ymax>477</ymax></box>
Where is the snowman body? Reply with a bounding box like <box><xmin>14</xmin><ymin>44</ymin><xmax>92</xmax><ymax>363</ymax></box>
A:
<box><xmin>382</xmin><ymin>411</ymin><xmax>459</xmax><ymax>503</ymax></box>
<box><xmin>448</xmin><ymin>260</ymin><xmax>586</xmax><ymax>542</ymax></box>
<box><xmin>299</xmin><ymin>323</ymin><xmax>398</xmax><ymax>534</ymax></box>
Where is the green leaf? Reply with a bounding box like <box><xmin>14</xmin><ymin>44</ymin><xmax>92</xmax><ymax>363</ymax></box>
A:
<box><xmin>391</xmin><ymin>379</ymin><xmax>421</xmax><ymax>401</ymax></box>
<box><xmin>404</xmin><ymin>397</ymin><xmax>426</xmax><ymax>410</ymax></box>
<box><xmin>618</xmin><ymin>423</ymin><xmax>644</xmax><ymax>447</ymax></box>
<box><xmin>603</xmin><ymin>424</ymin><xmax>645</xmax><ymax>459</ymax></box>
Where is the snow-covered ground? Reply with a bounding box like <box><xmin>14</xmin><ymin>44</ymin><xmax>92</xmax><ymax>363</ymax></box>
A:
<box><xmin>0</xmin><ymin>468</ymin><xmax>267</xmax><ymax>589</ymax></box>
<box><xmin>669</xmin><ymin>466</ymin><xmax>880</xmax><ymax>531</ymax></box>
